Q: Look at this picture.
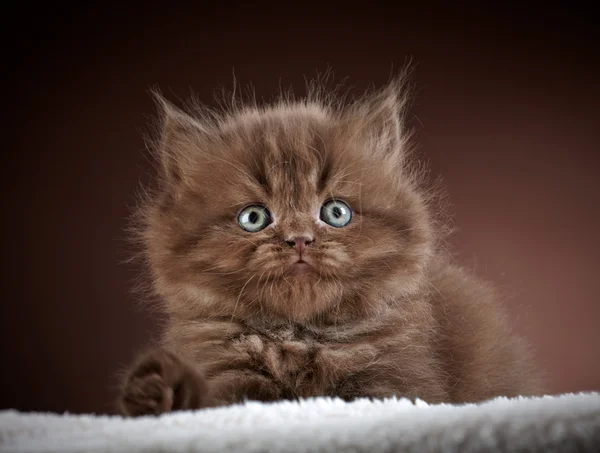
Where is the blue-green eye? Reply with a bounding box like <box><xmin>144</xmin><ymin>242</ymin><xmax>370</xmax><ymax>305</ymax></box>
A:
<box><xmin>238</xmin><ymin>205</ymin><xmax>272</xmax><ymax>232</ymax></box>
<box><xmin>320</xmin><ymin>200</ymin><xmax>352</xmax><ymax>228</ymax></box>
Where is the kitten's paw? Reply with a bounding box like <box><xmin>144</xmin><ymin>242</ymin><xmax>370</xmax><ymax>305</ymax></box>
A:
<box><xmin>118</xmin><ymin>348</ymin><xmax>210</xmax><ymax>417</ymax></box>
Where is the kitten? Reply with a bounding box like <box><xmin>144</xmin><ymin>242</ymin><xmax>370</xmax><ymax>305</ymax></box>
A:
<box><xmin>117</xmin><ymin>73</ymin><xmax>541</xmax><ymax>416</ymax></box>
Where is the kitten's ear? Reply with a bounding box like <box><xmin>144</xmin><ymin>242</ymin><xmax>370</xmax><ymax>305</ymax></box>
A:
<box><xmin>351</xmin><ymin>75</ymin><xmax>412</xmax><ymax>155</ymax></box>
<box><xmin>151</xmin><ymin>92</ymin><xmax>207</xmax><ymax>185</ymax></box>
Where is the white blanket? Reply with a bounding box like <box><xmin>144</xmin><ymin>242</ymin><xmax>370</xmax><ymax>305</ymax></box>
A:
<box><xmin>1</xmin><ymin>393</ymin><xmax>599</xmax><ymax>453</ymax></box>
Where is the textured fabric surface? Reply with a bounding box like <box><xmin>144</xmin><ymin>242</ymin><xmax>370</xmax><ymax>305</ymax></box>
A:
<box><xmin>1</xmin><ymin>393</ymin><xmax>599</xmax><ymax>453</ymax></box>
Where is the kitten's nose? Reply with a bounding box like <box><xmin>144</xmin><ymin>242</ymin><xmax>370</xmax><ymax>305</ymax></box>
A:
<box><xmin>285</xmin><ymin>236</ymin><xmax>313</xmax><ymax>254</ymax></box>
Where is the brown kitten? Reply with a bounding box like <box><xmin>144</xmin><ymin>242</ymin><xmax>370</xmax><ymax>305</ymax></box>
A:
<box><xmin>117</xmin><ymin>72</ymin><xmax>541</xmax><ymax>416</ymax></box>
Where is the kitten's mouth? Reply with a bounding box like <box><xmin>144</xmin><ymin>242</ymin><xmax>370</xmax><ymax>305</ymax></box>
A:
<box><xmin>287</xmin><ymin>259</ymin><xmax>314</xmax><ymax>276</ymax></box>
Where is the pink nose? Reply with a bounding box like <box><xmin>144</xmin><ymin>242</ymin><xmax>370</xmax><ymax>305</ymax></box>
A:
<box><xmin>285</xmin><ymin>236</ymin><xmax>313</xmax><ymax>254</ymax></box>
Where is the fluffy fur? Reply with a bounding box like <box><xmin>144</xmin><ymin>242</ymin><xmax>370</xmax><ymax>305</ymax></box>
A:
<box><xmin>117</xmin><ymin>71</ymin><xmax>541</xmax><ymax>416</ymax></box>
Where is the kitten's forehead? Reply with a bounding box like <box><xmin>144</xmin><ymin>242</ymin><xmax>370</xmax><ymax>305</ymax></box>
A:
<box><xmin>241</xmin><ymin>109</ymin><xmax>335</xmax><ymax>207</ymax></box>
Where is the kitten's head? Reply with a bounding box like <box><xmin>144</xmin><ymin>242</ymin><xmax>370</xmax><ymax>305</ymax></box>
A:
<box><xmin>137</xmin><ymin>75</ymin><xmax>440</xmax><ymax>322</ymax></box>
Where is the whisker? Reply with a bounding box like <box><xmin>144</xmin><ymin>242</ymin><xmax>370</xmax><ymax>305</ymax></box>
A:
<box><xmin>230</xmin><ymin>274</ymin><xmax>255</xmax><ymax>322</ymax></box>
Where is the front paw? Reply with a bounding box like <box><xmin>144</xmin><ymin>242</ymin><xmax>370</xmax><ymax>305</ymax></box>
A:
<box><xmin>118</xmin><ymin>348</ymin><xmax>210</xmax><ymax>417</ymax></box>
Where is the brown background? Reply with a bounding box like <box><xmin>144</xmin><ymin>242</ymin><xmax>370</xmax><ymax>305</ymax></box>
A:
<box><xmin>3</xmin><ymin>3</ymin><xmax>599</xmax><ymax>415</ymax></box>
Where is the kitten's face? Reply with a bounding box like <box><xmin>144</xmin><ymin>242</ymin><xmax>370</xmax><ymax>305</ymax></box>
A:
<box><xmin>143</xmin><ymin>86</ymin><xmax>434</xmax><ymax>321</ymax></box>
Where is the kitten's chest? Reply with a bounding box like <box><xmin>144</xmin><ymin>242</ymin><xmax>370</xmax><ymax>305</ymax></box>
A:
<box><xmin>254</xmin><ymin>322</ymin><xmax>320</xmax><ymax>344</ymax></box>
<box><xmin>235</xmin><ymin>323</ymin><xmax>320</xmax><ymax>355</ymax></box>
<box><xmin>231</xmin><ymin>323</ymin><xmax>324</xmax><ymax>380</ymax></box>
<box><xmin>231</xmin><ymin>322</ymin><xmax>378</xmax><ymax>393</ymax></box>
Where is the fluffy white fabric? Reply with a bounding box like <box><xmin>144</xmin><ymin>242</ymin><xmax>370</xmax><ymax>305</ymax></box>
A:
<box><xmin>1</xmin><ymin>393</ymin><xmax>599</xmax><ymax>453</ymax></box>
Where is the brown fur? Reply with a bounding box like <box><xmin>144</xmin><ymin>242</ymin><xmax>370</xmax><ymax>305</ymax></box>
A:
<box><xmin>117</xmin><ymin>72</ymin><xmax>541</xmax><ymax>416</ymax></box>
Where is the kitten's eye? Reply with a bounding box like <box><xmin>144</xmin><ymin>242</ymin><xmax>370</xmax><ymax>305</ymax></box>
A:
<box><xmin>320</xmin><ymin>200</ymin><xmax>352</xmax><ymax>228</ymax></box>
<box><xmin>238</xmin><ymin>205</ymin><xmax>272</xmax><ymax>232</ymax></box>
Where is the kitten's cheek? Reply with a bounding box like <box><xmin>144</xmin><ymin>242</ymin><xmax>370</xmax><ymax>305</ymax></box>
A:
<box><xmin>320</xmin><ymin>248</ymin><xmax>353</xmax><ymax>268</ymax></box>
<box><xmin>207</xmin><ymin>249</ymin><xmax>251</xmax><ymax>271</ymax></box>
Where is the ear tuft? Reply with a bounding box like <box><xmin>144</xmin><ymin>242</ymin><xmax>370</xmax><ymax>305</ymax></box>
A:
<box><xmin>350</xmin><ymin>69</ymin><xmax>414</xmax><ymax>156</ymax></box>
<box><xmin>150</xmin><ymin>90</ymin><xmax>207</xmax><ymax>185</ymax></box>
